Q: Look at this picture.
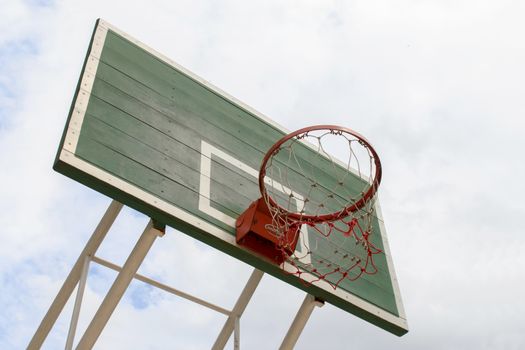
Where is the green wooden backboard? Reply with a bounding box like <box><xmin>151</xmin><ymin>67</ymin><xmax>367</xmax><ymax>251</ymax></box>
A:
<box><xmin>54</xmin><ymin>19</ymin><xmax>408</xmax><ymax>336</ymax></box>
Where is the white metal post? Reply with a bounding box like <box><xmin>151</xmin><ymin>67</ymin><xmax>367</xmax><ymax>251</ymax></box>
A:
<box><xmin>212</xmin><ymin>269</ymin><xmax>264</xmax><ymax>350</ymax></box>
<box><xmin>65</xmin><ymin>255</ymin><xmax>91</xmax><ymax>350</ymax></box>
<box><xmin>233</xmin><ymin>316</ymin><xmax>240</xmax><ymax>350</ymax></box>
<box><xmin>75</xmin><ymin>220</ymin><xmax>164</xmax><ymax>349</ymax></box>
<box><xmin>279</xmin><ymin>294</ymin><xmax>324</xmax><ymax>350</ymax></box>
<box><xmin>28</xmin><ymin>200</ymin><xmax>123</xmax><ymax>350</ymax></box>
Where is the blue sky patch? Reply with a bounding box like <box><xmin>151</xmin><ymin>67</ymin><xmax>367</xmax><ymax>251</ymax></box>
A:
<box><xmin>129</xmin><ymin>283</ymin><xmax>154</xmax><ymax>310</ymax></box>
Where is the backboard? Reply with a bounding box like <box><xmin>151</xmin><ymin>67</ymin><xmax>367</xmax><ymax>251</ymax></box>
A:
<box><xmin>54</xmin><ymin>19</ymin><xmax>408</xmax><ymax>336</ymax></box>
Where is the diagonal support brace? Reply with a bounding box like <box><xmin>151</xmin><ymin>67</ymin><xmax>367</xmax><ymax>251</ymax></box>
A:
<box><xmin>212</xmin><ymin>269</ymin><xmax>264</xmax><ymax>350</ymax></box>
<box><xmin>279</xmin><ymin>294</ymin><xmax>324</xmax><ymax>350</ymax></box>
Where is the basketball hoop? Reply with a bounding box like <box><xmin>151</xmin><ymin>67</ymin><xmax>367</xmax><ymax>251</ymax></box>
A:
<box><xmin>236</xmin><ymin>125</ymin><xmax>383</xmax><ymax>289</ymax></box>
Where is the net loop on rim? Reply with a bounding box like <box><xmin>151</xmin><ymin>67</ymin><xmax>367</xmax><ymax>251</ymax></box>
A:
<box><xmin>259</xmin><ymin>125</ymin><xmax>383</xmax><ymax>289</ymax></box>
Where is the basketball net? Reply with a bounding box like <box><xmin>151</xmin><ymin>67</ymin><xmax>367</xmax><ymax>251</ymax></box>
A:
<box><xmin>259</xmin><ymin>125</ymin><xmax>383</xmax><ymax>289</ymax></box>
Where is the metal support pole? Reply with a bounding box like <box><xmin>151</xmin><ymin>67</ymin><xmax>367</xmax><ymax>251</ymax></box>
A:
<box><xmin>233</xmin><ymin>316</ymin><xmax>240</xmax><ymax>350</ymax></box>
<box><xmin>212</xmin><ymin>269</ymin><xmax>264</xmax><ymax>350</ymax></box>
<box><xmin>279</xmin><ymin>294</ymin><xmax>324</xmax><ymax>350</ymax></box>
<box><xmin>75</xmin><ymin>220</ymin><xmax>165</xmax><ymax>349</ymax></box>
<box><xmin>65</xmin><ymin>255</ymin><xmax>91</xmax><ymax>350</ymax></box>
<box><xmin>28</xmin><ymin>200</ymin><xmax>123</xmax><ymax>350</ymax></box>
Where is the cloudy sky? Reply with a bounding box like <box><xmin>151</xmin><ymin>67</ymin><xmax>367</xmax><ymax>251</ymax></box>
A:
<box><xmin>1</xmin><ymin>0</ymin><xmax>525</xmax><ymax>349</ymax></box>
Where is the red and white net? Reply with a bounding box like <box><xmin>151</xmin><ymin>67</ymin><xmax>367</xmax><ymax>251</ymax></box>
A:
<box><xmin>260</xmin><ymin>126</ymin><xmax>383</xmax><ymax>289</ymax></box>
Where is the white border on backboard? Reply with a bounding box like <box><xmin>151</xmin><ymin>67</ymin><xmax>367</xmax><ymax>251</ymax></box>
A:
<box><xmin>58</xmin><ymin>19</ymin><xmax>408</xmax><ymax>332</ymax></box>
<box><xmin>62</xmin><ymin>25</ymin><xmax>107</xmax><ymax>154</ymax></box>
<box><xmin>374</xmin><ymin>200</ymin><xmax>407</xmax><ymax>320</ymax></box>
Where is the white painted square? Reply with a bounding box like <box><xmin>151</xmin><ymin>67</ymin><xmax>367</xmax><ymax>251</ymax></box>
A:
<box><xmin>198</xmin><ymin>140</ymin><xmax>310</xmax><ymax>262</ymax></box>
